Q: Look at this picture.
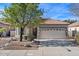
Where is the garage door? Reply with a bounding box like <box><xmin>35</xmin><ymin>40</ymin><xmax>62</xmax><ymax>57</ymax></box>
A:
<box><xmin>39</xmin><ymin>27</ymin><xmax>67</xmax><ymax>39</ymax></box>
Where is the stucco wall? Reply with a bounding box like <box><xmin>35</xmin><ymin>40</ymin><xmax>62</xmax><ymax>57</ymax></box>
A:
<box><xmin>68</xmin><ymin>27</ymin><xmax>79</xmax><ymax>31</ymax></box>
<box><xmin>14</xmin><ymin>27</ymin><xmax>29</xmax><ymax>38</ymax></box>
<box><xmin>24</xmin><ymin>27</ymin><xmax>29</xmax><ymax>36</ymax></box>
<box><xmin>68</xmin><ymin>27</ymin><xmax>79</xmax><ymax>37</ymax></box>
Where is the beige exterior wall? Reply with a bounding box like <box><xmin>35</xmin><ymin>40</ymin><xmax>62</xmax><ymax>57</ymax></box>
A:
<box><xmin>24</xmin><ymin>27</ymin><xmax>29</xmax><ymax>36</ymax></box>
<box><xmin>14</xmin><ymin>27</ymin><xmax>20</xmax><ymax>38</ymax></box>
<box><xmin>68</xmin><ymin>27</ymin><xmax>79</xmax><ymax>37</ymax></box>
<box><xmin>68</xmin><ymin>27</ymin><xmax>79</xmax><ymax>31</ymax></box>
<box><xmin>14</xmin><ymin>27</ymin><xmax>29</xmax><ymax>38</ymax></box>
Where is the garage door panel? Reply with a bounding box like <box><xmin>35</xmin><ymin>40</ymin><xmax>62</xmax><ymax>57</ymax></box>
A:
<box><xmin>39</xmin><ymin>31</ymin><xmax>66</xmax><ymax>39</ymax></box>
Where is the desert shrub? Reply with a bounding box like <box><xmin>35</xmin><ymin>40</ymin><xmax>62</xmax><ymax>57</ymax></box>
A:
<box><xmin>27</xmin><ymin>34</ymin><xmax>35</xmax><ymax>41</ymax></box>
<box><xmin>0</xmin><ymin>28</ymin><xmax>6</xmax><ymax>37</ymax></box>
<box><xmin>24</xmin><ymin>35</ymin><xmax>27</xmax><ymax>40</ymax></box>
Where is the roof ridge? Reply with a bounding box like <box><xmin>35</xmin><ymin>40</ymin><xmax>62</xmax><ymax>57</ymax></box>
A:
<box><xmin>68</xmin><ymin>22</ymin><xmax>79</xmax><ymax>27</ymax></box>
<box><xmin>41</xmin><ymin>19</ymin><xmax>69</xmax><ymax>25</ymax></box>
<box><xmin>0</xmin><ymin>21</ymin><xmax>10</xmax><ymax>25</ymax></box>
<box><xmin>42</xmin><ymin>18</ymin><xmax>69</xmax><ymax>24</ymax></box>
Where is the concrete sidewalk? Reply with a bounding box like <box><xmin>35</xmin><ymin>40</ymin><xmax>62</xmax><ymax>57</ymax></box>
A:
<box><xmin>0</xmin><ymin>47</ymin><xmax>79</xmax><ymax>56</ymax></box>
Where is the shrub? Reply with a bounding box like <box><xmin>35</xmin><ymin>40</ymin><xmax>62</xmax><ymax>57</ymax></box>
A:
<box><xmin>27</xmin><ymin>34</ymin><xmax>35</xmax><ymax>41</ymax></box>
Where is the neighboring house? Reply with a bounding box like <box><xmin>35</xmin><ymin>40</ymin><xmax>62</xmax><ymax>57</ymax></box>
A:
<box><xmin>0</xmin><ymin>21</ymin><xmax>13</xmax><ymax>37</ymax></box>
<box><xmin>68</xmin><ymin>22</ymin><xmax>79</xmax><ymax>38</ymax></box>
<box><xmin>0</xmin><ymin>21</ymin><xmax>10</xmax><ymax>28</ymax></box>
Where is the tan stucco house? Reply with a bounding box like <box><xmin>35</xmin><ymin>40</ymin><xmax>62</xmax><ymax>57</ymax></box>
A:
<box><xmin>14</xmin><ymin>19</ymin><xmax>69</xmax><ymax>39</ymax></box>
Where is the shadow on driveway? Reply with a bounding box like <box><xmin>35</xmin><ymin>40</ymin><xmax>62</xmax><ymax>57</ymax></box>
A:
<box><xmin>34</xmin><ymin>39</ymin><xmax>77</xmax><ymax>47</ymax></box>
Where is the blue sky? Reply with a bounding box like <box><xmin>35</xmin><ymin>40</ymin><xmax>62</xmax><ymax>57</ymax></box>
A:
<box><xmin>0</xmin><ymin>3</ymin><xmax>78</xmax><ymax>20</ymax></box>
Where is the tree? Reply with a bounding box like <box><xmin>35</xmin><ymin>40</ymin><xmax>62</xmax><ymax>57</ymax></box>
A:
<box><xmin>3</xmin><ymin>3</ymin><xmax>43</xmax><ymax>42</ymax></box>
<box><xmin>63</xmin><ymin>19</ymin><xmax>77</xmax><ymax>24</ymax></box>
<box><xmin>69</xmin><ymin>4</ymin><xmax>79</xmax><ymax>43</ymax></box>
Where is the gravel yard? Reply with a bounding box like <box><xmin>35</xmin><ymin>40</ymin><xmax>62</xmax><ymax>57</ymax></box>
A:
<box><xmin>0</xmin><ymin>38</ymin><xmax>79</xmax><ymax>56</ymax></box>
<box><xmin>0</xmin><ymin>38</ymin><xmax>38</xmax><ymax>50</ymax></box>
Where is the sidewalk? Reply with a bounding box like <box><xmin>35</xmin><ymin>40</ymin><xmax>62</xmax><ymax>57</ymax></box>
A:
<box><xmin>0</xmin><ymin>47</ymin><xmax>79</xmax><ymax>56</ymax></box>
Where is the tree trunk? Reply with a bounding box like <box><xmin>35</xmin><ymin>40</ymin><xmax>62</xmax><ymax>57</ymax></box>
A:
<box><xmin>20</xmin><ymin>27</ymin><xmax>24</xmax><ymax>42</ymax></box>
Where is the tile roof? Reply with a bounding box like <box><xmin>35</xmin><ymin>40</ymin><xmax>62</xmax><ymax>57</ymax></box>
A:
<box><xmin>0</xmin><ymin>21</ymin><xmax>10</xmax><ymax>25</ymax></box>
<box><xmin>0</xmin><ymin>21</ymin><xmax>10</xmax><ymax>27</ymax></box>
<box><xmin>41</xmin><ymin>19</ymin><xmax>69</xmax><ymax>25</ymax></box>
<box><xmin>68</xmin><ymin>22</ymin><xmax>79</xmax><ymax>27</ymax></box>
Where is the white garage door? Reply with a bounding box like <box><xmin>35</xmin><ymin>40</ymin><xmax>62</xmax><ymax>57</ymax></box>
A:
<box><xmin>39</xmin><ymin>27</ymin><xmax>67</xmax><ymax>39</ymax></box>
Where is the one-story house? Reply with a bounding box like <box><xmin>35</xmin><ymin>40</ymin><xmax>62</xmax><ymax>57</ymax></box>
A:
<box><xmin>68</xmin><ymin>22</ymin><xmax>79</xmax><ymax>38</ymax></box>
<box><xmin>15</xmin><ymin>19</ymin><xmax>70</xmax><ymax>39</ymax></box>
<box><xmin>0</xmin><ymin>21</ymin><xmax>10</xmax><ymax>37</ymax></box>
<box><xmin>0</xmin><ymin>21</ymin><xmax>15</xmax><ymax>37</ymax></box>
<box><xmin>0</xmin><ymin>21</ymin><xmax>10</xmax><ymax>28</ymax></box>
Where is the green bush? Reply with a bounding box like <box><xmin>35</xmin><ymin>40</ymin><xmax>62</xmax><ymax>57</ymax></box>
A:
<box><xmin>27</xmin><ymin>34</ymin><xmax>35</xmax><ymax>41</ymax></box>
<box><xmin>75</xmin><ymin>33</ymin><xmax>79</xmax><ymax>44</ymax></box>
<box><xmin>0</xmin><ymin>28</ymin><xmax>6</xmax><ymax>32</ymax></box>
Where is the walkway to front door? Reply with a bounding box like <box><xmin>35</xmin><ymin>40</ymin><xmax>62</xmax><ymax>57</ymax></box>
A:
<box><xmin>35</xmin><ymin>39</ymin><xmax>77</xmax><ymax>47</ymax></box>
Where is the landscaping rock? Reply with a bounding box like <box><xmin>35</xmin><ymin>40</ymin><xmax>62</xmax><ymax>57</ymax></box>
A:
<box><xmin>11</xmin><ymin>37</ymin><xmax>17</xmax><ymax>41</ymax></box>
<box><xmin>24</xmin><ymin>44</ymin><xmax>32</xmax><ymax>47</ymax></box>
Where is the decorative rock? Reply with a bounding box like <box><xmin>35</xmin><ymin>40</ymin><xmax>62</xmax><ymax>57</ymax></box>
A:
<box><xmin>24</xmin><ymin>44</ymin><xmax>32</xmax><ymax>47</ymax></box>
<box><xmin>11</xmin><ymin>37</ymin><xmax>17</xmax><ymax>41</ymax></box>
<box><xmin>4</xmin><ymin>43</ymin><xmax>9</xmax><ymax>47</ymax></box>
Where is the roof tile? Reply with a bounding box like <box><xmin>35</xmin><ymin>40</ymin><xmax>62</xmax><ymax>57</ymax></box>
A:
<box><xmin>41</xmin><ymin>19</ymin><xmax>69</xmax><ymax>25</ymax></box>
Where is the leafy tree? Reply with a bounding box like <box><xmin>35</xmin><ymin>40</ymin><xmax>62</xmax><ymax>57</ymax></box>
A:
<box><xmin>63</xmin><ymin>19</ymin><xmax>77</xmax><ymax>24</ymax></box>
<box><xmin>69</xmin><ymin>4</ymin><xmax>79</xmax><ymax>43</ymax></box>
<box><xmin>0</xmin><ymin>28</ymin><xmax>6</xmax><ymax>32</ymax></box>
<box><xmin>3</xmin><ymin>3</ymin><xmax>43</xmax><ymax>42</ymax></box>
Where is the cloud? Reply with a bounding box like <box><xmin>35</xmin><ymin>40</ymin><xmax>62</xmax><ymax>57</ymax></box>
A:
<box><xmin>39</xmin><ymin>3</ymin><xmax>78</xmax><ymax>20</ymax></box>
<box><xmin>0</xmin><ymin>9</ymin><xmax>4</xmax><ymax>18</ymax></box>
<box><xmin>0</xmin><ymin>8</ymin><xmax>4</xmax><ymax>11</ymax></box>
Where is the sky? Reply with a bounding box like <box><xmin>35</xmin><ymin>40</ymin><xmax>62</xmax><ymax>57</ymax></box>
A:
<box><xmin>0</xmin><ymin>3</ymin><xmax>78</xmax><ymax>20</ymax></box>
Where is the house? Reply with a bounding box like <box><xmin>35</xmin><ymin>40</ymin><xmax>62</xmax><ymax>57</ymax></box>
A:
<box><xmin>0</xmin><ymin>21</ymin><xmax>10</xmax><ymax>28</ymax></box>
<box><xmin>13</xmin><ymin>18</ymin><xmax>71</xmax><ymax>40</ymax></box>
<box><xmin>37</xmin><ymin>19</ymin><xmax>69</xmax><ymax>39</ymax></box>
<box><xmin>15</xmin><ymin>19</ymin><xmax>70</xmax><ymax>39</ymax></box>
<box><xmin>0</xmin><ymin>21</ymin><xmax>15</xmax><ymax>37</ymax></box>
<box><xmin>68</xmin><ymin>22</ymin><xmax>79</xmax><ymax>38</ymax></box>
<box><xmin>0</xmin><ymin>21</ymin><xmax>10</xmax><ymax>37</ymax></box>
